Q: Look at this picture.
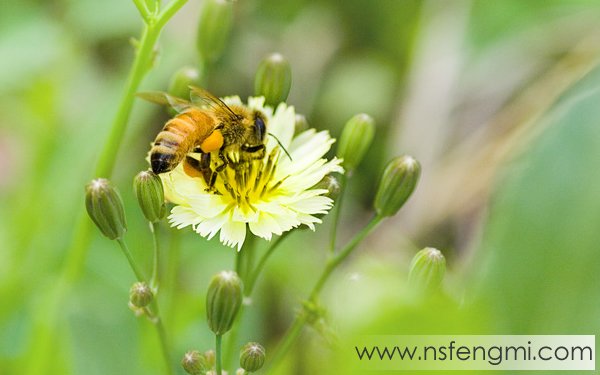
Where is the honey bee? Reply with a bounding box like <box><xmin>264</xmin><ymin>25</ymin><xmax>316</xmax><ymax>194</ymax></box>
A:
<box><xmin>138</xmin><ymin>86</ymin><xmax>267</xmax><ymax>188</ymax></box>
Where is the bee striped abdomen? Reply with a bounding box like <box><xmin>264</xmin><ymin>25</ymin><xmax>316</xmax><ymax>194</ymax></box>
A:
<box><xmin>150</xmin><ymin>109</ymin><xmax>216</xmax><ymax>174</ymax></box>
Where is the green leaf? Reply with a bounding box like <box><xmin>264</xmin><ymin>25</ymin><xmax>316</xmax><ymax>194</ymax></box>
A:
<box><xmin>473</xmin><ymin>64</ymin><xmax>600</xmax><ymax>334</ymax></box>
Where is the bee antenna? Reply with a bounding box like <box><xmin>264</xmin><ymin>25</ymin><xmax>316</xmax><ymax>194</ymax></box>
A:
<box><xmin>268</xmin><ymin>133</ymin><xmax>293</xmax><ymax>161</ymax></box>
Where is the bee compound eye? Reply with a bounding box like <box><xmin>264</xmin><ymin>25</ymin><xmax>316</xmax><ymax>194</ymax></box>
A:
<box><xmin>254</xmin><ymin>116</ymin><xmax>266</xmax><ymax>141</ymax></box>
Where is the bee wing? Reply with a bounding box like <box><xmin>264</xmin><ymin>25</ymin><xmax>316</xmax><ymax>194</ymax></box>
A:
<box><xmin>136</xmin><ymin>91</ymin><xmax>193</xmax><ymax>113</ymax></box>
<box><xmin>188</xmin><ymin>86</ymin><xmax>239</xmax><ymax>119</ymax></box>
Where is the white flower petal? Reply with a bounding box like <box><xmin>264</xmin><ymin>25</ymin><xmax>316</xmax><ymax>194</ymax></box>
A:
<box><xmin>187</xmin><ymin>194</ymin><xmax>226</xmax><ymax>218</ymax></box>
<box><xmin>249</xmin><ymin>212</ymin><xmax>282</xmax><ymax>240</ymax></box>
<box><xmin>276</xmin><ymin>130</ymin><xmax>336</xmax><ymax>178</ymax></box>
<box><xmin>223</xmin><ymin>96</ymin><xmax>243</xmax><ymax>106</ymax></box>
<box><xmin>220</xmin><ymin>220</ymin><xmax>247</xmax><ymax>251</ymax></box>
<box><xmin>297</xmin><ymin>213</ymin><xmax>323</xmax><ymax>230</ymax></box>
<box><xmin>169</xmin><ymin>206</ymin><xmax>202</xmax><ymax>229</ymax></box>
<box><xmin>196</xmin><ymin>213</ymin><xmax>229</xmax><ymax>240</ymax></box>
<box><xmin>285</xmin><ymin>195</ymin><xmax>333</xmax><ymax>214</ymax></box>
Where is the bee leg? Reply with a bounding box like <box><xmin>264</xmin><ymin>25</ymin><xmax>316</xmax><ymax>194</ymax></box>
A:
<box><xmin>184</xmin><ymin>155</ymin><xmax>213</xmax><ymax>186</ymax></box>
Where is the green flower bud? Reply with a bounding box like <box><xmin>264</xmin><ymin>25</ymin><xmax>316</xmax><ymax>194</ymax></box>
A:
<box><xmin>85</xmin><ymin>178</ymin><xmax>127</xmax><ymax>240</ymax></box>
<box><xmin>129</xmin><ymin>282</ymin><xmax>153</xmax><ymax>308</ymax></box>
<box><xmin>294</xmin><ymin>114</ymin><xmax>309</xmax><ymax>135</ymax></box>
<box><xmin>314</xmin><ymin>175</ymin><xmax>341</xmax><ymax>201</ymax></box>
<box><xmin>133</xmin><ymin>170</ymin><xmax>166</xmax><ymax>223</ymax></box>
<box><xmin>168</xmin><ymin>66</ymin><xmax>203</xmax><ymax>100</ymax></box>
<box><xmin>182</xmin><ymin>350</ymin><xmax>209</xmax><ymax>375</ymax></box>
<box><xmin>336</xmin><ymin>113</ymin><xmax>375</xmax><ymax>173</ymax></box>
<box><xmin>197</xmin><ymin>0</ymin><xmax>233</xmax><ymax>66</ymax></box>
<box><xmin>374</xmin><ymin>155</ymin><xmax>421</xmax><ymax>217</ymax></box>
<box><xmin>239</xmin><ymin>342</ymin><xmax>265</xmax><ymax>373</ymax></box>
<box><xmin>206</xmin><ymin>271</ymin><xmax>243</xmax><ymax>335</ymax></box>
<box><xmin>254</xmin><ymin>53</ymin><xmax>292</xmax><ymax>107</ymax></box>
<box><xmin>408</xmin><ymin>247</ymin><xmax>446</xmax><ymax>292</ymax></box>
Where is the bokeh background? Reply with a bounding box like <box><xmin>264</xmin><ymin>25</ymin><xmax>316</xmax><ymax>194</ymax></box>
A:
<box><xmin>1</xmin><ymin>0</ymin><xmax>600</xmax><ymax>374</ymax></box>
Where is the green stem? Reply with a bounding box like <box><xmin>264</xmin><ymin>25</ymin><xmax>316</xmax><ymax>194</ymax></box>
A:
<box><xmin>117</xmin><ymin>238</ymin><xmax>146</xmax><ymax>282</ymax></box>
<box><xmin>23</xmin><ymin>2</ymin><xmax>188</xmax><ymax>373</ymax></box>
<box><xmin>133</xmin><ymin>0</ymin><xmax>151</xmax><ymax>22</ymax></box>
<box><xmin>226</xmin><ymin>234</ymin><xmax>291</xmax><ymax>369</ymax></box>
<box><xmin>216</xmin><ymin>334</ymin><xmax>223</xmax><ymax>375</ymax></box>
<box><xmin>224</xmin><ymin>236</ymin><xmax>259</xmax><ymax>368</ymax></box>
<box><xmin>310</xmin><ymin>216</ymin><xmax>383</xmax><ymax>300</ymax></box>
<box><xmin>150</xmin><ymin>221</ymin><xmax>160</xmax><ymax>289</ymax></box>
<box><xmin>146</xmin><ymin>301</ymin><xmax>175</xmax><ymax>375</ymax></box>
<box><xmin>246</xmin><ymin>233</ymin><xmax>289</xmax><ymax>296</ymax></box>
<box><xmin>267</xmin><ymin>215</ymin><xmax>384</xmax><ymax>373</ymax></box>
<box><xmin>95</xmin><ymin>0</ymin><xmax>188</xmax><ymax>179</ymax></box>
<box><xmin>267</xmin><ymin>313</ymin><xmax>308</xmax><ymax>372</ymax></box>
<box><xmin>329</xmin><ymin>174</ymin><xmax>347</xmax><ymax>254</ymax></box>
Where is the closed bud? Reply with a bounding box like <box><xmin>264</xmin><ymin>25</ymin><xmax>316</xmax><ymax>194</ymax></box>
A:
<box><xmin>408</xmin><ymin>247</ymin><xmax>446</xmax><ymax>292</ymax></box>
<box><xmin>197</xmin><ymin>0</ymin><xmax>233</xmax><ymax>66</ymax></box>
<box><xmin>206</xmin><ymin>271</ymin><xmax>243</xmax><ymax>335</ymax></box>
<box><xmin>85</xmin><ymin>178</ymin><xmax>127</xmax><ymax>240</ymax></box>
<box><xmin>239</xmin><ymin>342</ymin><xmax>265</xmax><ymax>373</ymax></box>
<box><xmin>129</xmin><ymin>282</ymin><xmax>153</xmax><ymax>308</ymax></box>
<box><xmin>314</xmin><ymin>175</ymin><xmax>341</xmax><ymax>201</ymax></box>
<box><xmin>168</xmin><ymin>66</ymin><xmax>203</xmax><ymax>100</ymax></box>
<box><xmin>294</xmin><ymin>114</ymin><xmax>309</xmax><ymax>135</ymax></box>
<box><xmin>182</xmin><ymin>350</ymin><xmax>209</xmax><ymax>375</ymax></box>
<box><xmin>254</xmin><ymin>53</ymin><xmax>292</xmax><ymax>107</ymax></box>
<box><xmin>336</xmin><ymin>113</ymin><xmax>375</xmax><ymax>173</ymax></box>
<box><xmin>133</xmin><ymin>170</ymin><xmax>166</xmax><ymax>223</ymax></box>
<box><xmin>374</xmin><ymin>155</ymin><xmax>420</xmax><ymax>217</ymax></box>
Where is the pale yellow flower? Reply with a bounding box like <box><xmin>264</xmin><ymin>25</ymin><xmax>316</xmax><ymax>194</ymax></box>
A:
<box><xmin>160</xmin><ymin>96</ymin><xmax>343</xmax><ymax>250</ymax></box>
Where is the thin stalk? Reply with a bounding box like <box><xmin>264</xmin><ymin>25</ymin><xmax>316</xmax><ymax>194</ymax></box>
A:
<box><xmin>266</xmin><ymin>313</ymin><xmax>308</xmax><ymax>373</ymax></box>
<box><xmin>133</xmin><ymin>0</ymin><xmax>151</xmax><ymax>22</ymax></box>
<box><xmin>216</xmin><ymin>334</ymin><xmax>223</xmax><ymax>375</ymax></box>
<box><xmin>164</xmin><ymin>228</ymin><xmax>181</xmax><ymax>319</ymax></box>
<box><xmin>150</xmin><ymin>221</ymin><xmax>160</xmax><ymax>289</ymax></box>
<box><xmin>310</xmin><ymin>216</ymin><xmax>383</xmax><ymax>300</ymax></box>
<box><xmin>225</xmin><ymin>234</ymin><xmax>291</xmax><ymax>368</ymax></box>
<box><xmin>246</xmin><ymin>232</ymin><xmax>289</xmax><ymax>296</ymax></box>
<box><xmin>267</xmin><ymin>215</ymin><xmax>384</xmax><ymax>373</ymax></box>
<box><xmin>117</xmin><ymin>238</ymin><xmax>146</xmax><ymax>282</ymax></box>
<box><xmin>146</xmin><ymin>301</ymin><xmax>175</xmax><ymax>375</ymax></box>
<box><xmin>329</xmin><ymin>173</ymin><xmax>348</xmax><ymax>253</ymax></box>
<box><xmin>224</xmin><ymin>236</ymin><xmax>258</xmax><ymax>368</ymax></box>
<box><xmin>234</xmin><ymin>236</ymin><xmax>256</xmax><ymax>283</ymax></box>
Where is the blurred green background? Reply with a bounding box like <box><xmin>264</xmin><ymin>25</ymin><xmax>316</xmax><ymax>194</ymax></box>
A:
<box><xmin>1</xmin><ymin>0</ymin><xmax>600</xmax><ymax>374</ymax></box>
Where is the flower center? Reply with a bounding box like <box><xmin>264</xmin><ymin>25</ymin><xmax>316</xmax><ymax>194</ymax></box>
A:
<box><xmin>212</xmin><ymin>147</ymin><xmax>287</xmax><ymax>213</ymax></box>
